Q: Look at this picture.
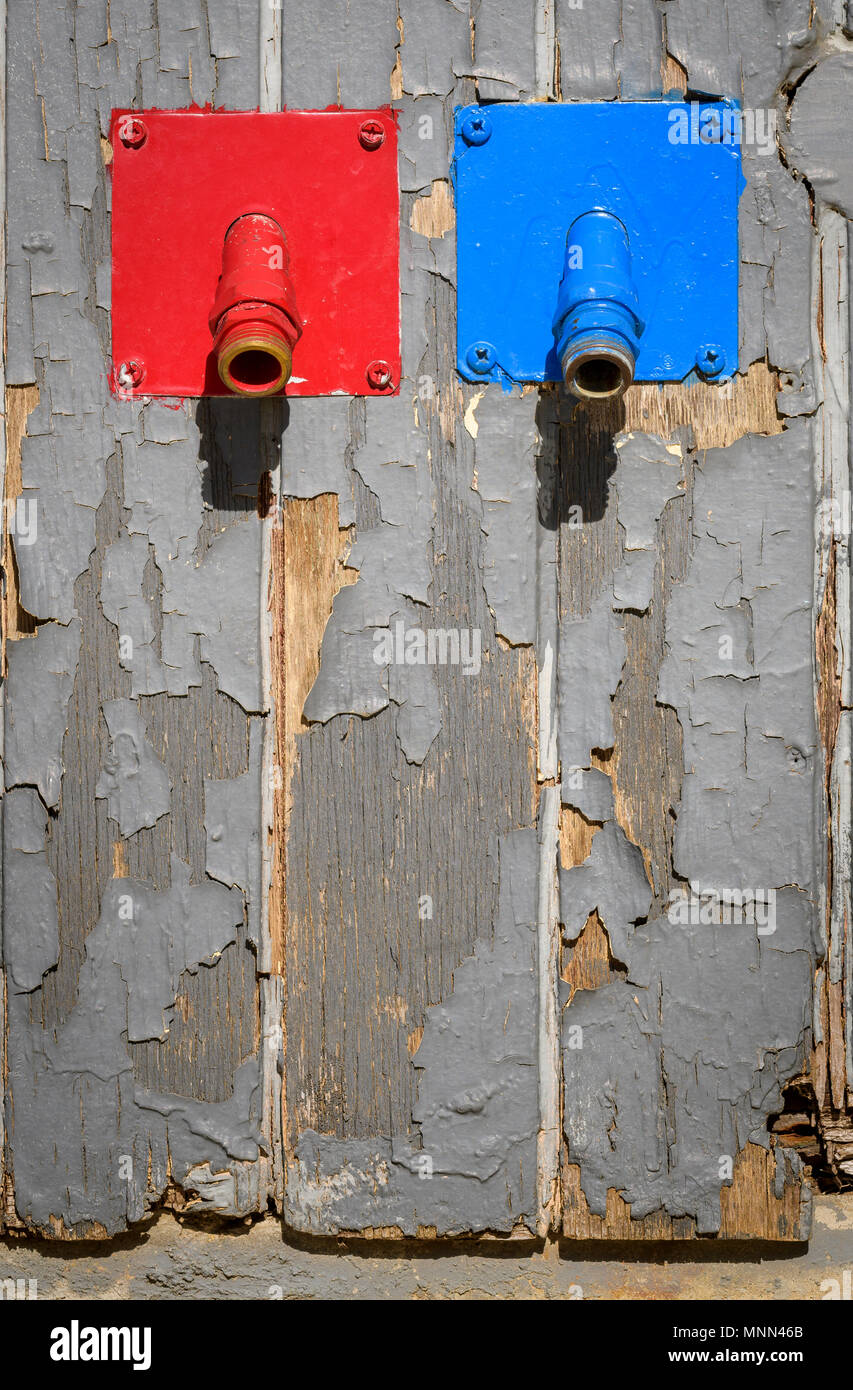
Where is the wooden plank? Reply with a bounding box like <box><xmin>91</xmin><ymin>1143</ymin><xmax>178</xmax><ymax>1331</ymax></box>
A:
<box><xmin>280</xmin><ymin>2</ymin><xmax>545</xmax><ymax>1237</ymax></box>
<box><xmin>810</xmin><ymin>206</ymin><xmax>853</xmax><ymax>1184</ymax></box>
<box><xmin>552</xmin><ymin>383</ymin><xmax>808</xmax><ymax>1239</ymax></box>
<box><xmin>1</xmin><ymin>0</ymin><xmax>272</xmax><ymax>1236</ymax></box>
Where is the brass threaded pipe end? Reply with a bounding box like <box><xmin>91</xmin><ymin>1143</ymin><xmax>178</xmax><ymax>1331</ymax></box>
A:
<box><xmin>561</xmin><ymin>338</ymin><xmax>635</xmax><ymax>401</ymax></box>
<box><xmin>216</xmin><ymin>328</ymin><xmax>293</xmax><ymax>397</ymax></box>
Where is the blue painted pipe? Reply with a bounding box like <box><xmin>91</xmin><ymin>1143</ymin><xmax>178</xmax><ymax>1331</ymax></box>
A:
<box><xmin>552</xmin><ymin>210</ymin><xmax>644</xmax><ymax>400</ymax></box>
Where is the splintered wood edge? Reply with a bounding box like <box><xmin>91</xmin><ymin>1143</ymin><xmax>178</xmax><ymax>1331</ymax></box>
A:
<box><xmin>622</xmin><ymin>362</ymin><xmax>783</xmax><ymax>451</ymax></box>
<box><xmin>562</xmin><ymin>1142</ymin><xmax>805</xmax><ymax>1241</ymax></box>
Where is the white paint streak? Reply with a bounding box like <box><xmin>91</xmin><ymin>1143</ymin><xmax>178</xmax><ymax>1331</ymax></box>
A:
<box><xmin>0</xmin><ymin>0</ymin><xmax>7</xmax><ymax>1194</ymax></box>
<box><xmin>532</xmin><ymin>2</ymin><xmax>559</xmax><ymax>782</ymax></box>
<box><xmin>813</xmin><ymin>209</ymin><xmax>851</xmax><ymax>1023</ymax></box>
<box><xmin>534</xmin><ymin>0</ymin><xmax>556</xmax><ymax>101</ymax></box>
<box><xmin>260</xmin><ymin>1</ymin><xmax>284</xmax><ymax>115</ymax></box>
<box><xmin>258</xmin><ymin>0</ymin><xmax>284</xmax><ymax>1200</ymax></box>
<box><xmin>537</xmin><ymin>635</ymin><xmax>558</xmax><ymax>778</ymax></box>
<box><xmin>536</xmin><ymin>785</ymin><xmax>561</xmax><ymax>1235</ymax></box>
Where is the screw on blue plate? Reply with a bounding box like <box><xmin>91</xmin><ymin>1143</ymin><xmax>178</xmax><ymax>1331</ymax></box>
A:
<box><xmin>465</xmin><ymin>340</ymin><xmax>498</xmax><ymax>374</ymax></box>
<box><xmin>695</xmin><ymin>344</ymin><xmax>727</xmax><ymax>378</ymax></box>
<box><xmin>460</xmin><ymin>112</ymin><xmax>492</xmax><ymax>146</ymax></box>
<box><xmin>453</xmin><ymin>101</ymin><xmax>743</xmax><ymax>392</ymax></box>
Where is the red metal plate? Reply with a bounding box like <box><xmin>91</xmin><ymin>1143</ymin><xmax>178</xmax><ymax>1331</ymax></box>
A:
<box><xmin>110</xmin><ymin>109</ymin><xmax>400</xmax><ymax>398</ymax></box>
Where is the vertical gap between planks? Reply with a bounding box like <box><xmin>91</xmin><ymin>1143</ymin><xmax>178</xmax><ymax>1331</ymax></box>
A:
<box><xmin>534</xmin><ymin>0</ymin><xmax>556</xmax><ymax>103</ymax></box>
<box><xmin>813</xmin><ymin>206</ymin><xmax>852</xmax><ymax>1146</ymax></box>
<box><xmin>258</xmin><ymin>0</ymin><xmax>286</xmax><ymax>1208</ymax></box>
<box><xmin>536</xmin><ymin>785</ymin><xmax>561</xmax><ymax>1235</ymax></box>
<box><xmin>533</xmin><ymin>5</ymin><xmax>562</xmax><ymax>1235</ymax></box>
<box><xmin>0</xmin><ymin>0</ymin><xmax>7</xmax><ymax>1223</ymax></box>
<box><xmin>846</xmin><ymin>224</ymin><xmax>853</xmax><ymax>1116</ymax></box>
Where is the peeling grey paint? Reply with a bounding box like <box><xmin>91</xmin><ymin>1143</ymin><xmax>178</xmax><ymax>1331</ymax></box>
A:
<box><xmin>658</xmin><ymin>423</ymin><xmax>818</xmax><ymax>893</ymax></box>
<box><xmin>179</xmin><ymin>1160</ymin><xmax>262</xmax><ymax>1217</ymax></box>
<box><xmin>2</xmin><ymin>790</ymin><xmax>59</xmax><ymax>993</ymax></box>
<box><xmin>784</xmin><ymin>51</ymin><xmax>853</xmax><ymax>218</ymax></box>
<box><xmin>100</xmin><ymin>535</ymin><xmax>167</xmax><ymax>697</ymax></box>
<box><xmin>205</xmin><ymin>720</ymin><xmax>263</xmax><ymax>949</ymax></box>
<box><xmin>554</xmin><ymin>0</ymin><xmax>663</xmax><ymax>102</ymax></box>
<box><xmin>560</xmin><ymin>420</ymin><xmax>821</xmax><ymax>1233</ymax></box>
<box><xmin>398</xmin><ymin>0</ymin><xmax>469</xmax><ymax>99</ymax></box>
<box><xmin>95</xmin><ymin>699</ymin><xmax>171</xmax><ymax>836</ymax></box>
<box><xmin>563</xmin><ymin>897</ymin><xmax>813</xmax><ymax>1234</ymax></box>
<box><xmin>612</xmin><ymin>433</ymin><xmax>683</xmax><ymax>613</ymax></box>
<box><xmin>56</xmin><ymin>857</ymin><xmax>243</xmax><ymax>1050</ymax></box>
<box><xmin>15</xmin><ymin>414</ymin><xmax>109</xmax><ymax>623</ymax></box>
<box><xmin>558</xmin><ymin>592</ymin><xmax>626</xmax><ymax>771</ymax></box>
<box><xmin>195</xmin><ymin>518</ymin><xmax>266</xmax><ymax>713</ymax></box>
<box><xmin>4</xmin><ymin>620</ymin><xmax>81</xmax><ymax>808</ymax></box>
<box><xmin>136</xmin><ymin>1057</ymin><xmax>263</xmax><ymax>1170</ymax></box>
<box><xmin>470</xmin><ymin>0</ymin><xmax>537</xmax><ymax>101</ymax></box>
<box><xmin>280</xmin><ymin>398</ymin><xmax>355</xmax><ymax>524</ymax></box>
<box><xmin>561</xmin><ymin>766</ymin><xmax>614</xmax><ymax>822</ymax></box>
<box><xmin>2</xmin><ymin>0</ymin><xmax>269</xmax><ymax>1236</ymax></box>
<box><xmin>8</xmin><ymin>843</ymin><xmax>252</xmax><ymax>1233</ymax></box>
<box><xmin>665</xmin><ymin>0</ymin><xmax>826</xmax><ymax>414</ymax></box>
<box><xmin>300</xmin><ymin>233</ymin><xmax>442</xmax><ymax>763</ymax></box>
<box><xmin>283</xmin><ymin>0</ymin><xmax>395</xmax><ymax>107</ymax></box>
<box><xmin>386</xmin><ymin>608</ymin><xmax>442</xmax><ymax>764</ymax></box>
<box><xmin>472</xmin><ymin>388</ymin><xmax>538</xmax><ymax>645</ymax></box>
<box><xmin>664</xmin><ymin>0</ymin><xmax>837</xmax><ymax>109</ymax></box>
<box><xmin>398</xmin><ymin>96</ymin><xmax>451</xmax><ymax>193</ymax></box>
<box><xmin>560</xmin><ymin>821</ymin><xmax>652</xmax><ymax>967</ymax></box>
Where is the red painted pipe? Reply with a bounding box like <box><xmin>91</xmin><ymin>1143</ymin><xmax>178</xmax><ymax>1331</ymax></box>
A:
<box><xmin>209</xmin><ymin>214</ymin><xmax>302</xmax><ymax>397</ymax></box>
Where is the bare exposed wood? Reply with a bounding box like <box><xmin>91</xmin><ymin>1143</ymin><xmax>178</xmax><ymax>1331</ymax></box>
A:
<box><xmin>410</xmin><ymin>180</ymin><xmax>455</xmax><ymax>239</ymax></box>
<box><xmin>2</xmin><ymin>385</ymin><xmax>39</xmax><ymax>654</ymax></box>
<box><xmin>622</xmin><ymin>363</ymin><xmax>783</xmax><ymax>451</ymax></box>
<box><xmin>271</xmin><ymin>493</ymin><xmax>356</xmax><ymax>1155</ymax></box>
<box><xmin>563</xmin><ymin>1143</ymin><xmax>803</xmax><ymax>1242</ymax></box>
<box><xmin>810</xmin><ymin>205</ymin><xmax>852</xmax><ymax>1183</ymax></box>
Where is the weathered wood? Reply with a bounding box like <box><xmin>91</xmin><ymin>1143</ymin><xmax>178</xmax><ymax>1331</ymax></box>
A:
<box><xmin>810</xmin><ymin>205</ymin><xmax>853</xmax><ymax>1184</ymax></box>
<box><xmin>2</xmin><ymin>0</ymin><xmax>274</xmax><ymax>1237</ymax></box>
<box><xmin>1</xmin><ymin>0</ymin><xmax>847</xmax><ymax>1245</ymax></box>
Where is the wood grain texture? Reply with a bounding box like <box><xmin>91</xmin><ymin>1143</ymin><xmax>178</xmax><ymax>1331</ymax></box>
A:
<box><xmin>282</xmin><ymin>417</ymin><xmax>538</xmax><ymax>1139</ymax></box>
<box><xmin>810</xmin><ymin>206</ymin><xmax>853</xmax><ymax>1185</ymax></box>
<box><xmin>2</xmin><ymin>1</ymin><xmax>271</xmax><ymax>1236</ymax></box>
<box><xmin>622</xmin><ymin>363</ymin><xmax>783</xmax><ymax>451</ymax></box>
<box><xmin>38</xmin><ymin>424</ymin><xmax>261</xmax><ymax>1102</ymax></box>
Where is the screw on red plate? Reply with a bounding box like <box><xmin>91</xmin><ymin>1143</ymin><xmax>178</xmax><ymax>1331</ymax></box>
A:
<box><xmin>366</xmin><ymin>359</ymin><xmax>393</xmax><ymax>390</ymax></box>
<box><xmin>118</xmin><ymin>116</ymin><xmax>148</xmax><ymax>149</ymax></box>
<box><xmin>116</xmin><ymin>359</ymin><xmax>146</xmax><ymax>389</ymax></box>
<box><xmin>359</xmin><ymin>119</ymin><xmax>386</xmax><ymax>151</ymax></box>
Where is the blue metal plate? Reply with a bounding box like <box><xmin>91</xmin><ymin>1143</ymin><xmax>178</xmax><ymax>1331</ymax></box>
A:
<box><xmin>454</xmin><ymin>101</ymin><xmax>743</xmax><ymax>386</ymax></box>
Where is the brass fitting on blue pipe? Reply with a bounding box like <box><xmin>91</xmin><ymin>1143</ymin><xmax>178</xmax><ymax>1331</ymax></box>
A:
<box><xmin>552</xmin><ymin>210</ymin><xmax>644</xmax><ymax>401</ymax></box>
